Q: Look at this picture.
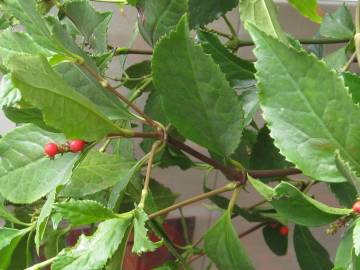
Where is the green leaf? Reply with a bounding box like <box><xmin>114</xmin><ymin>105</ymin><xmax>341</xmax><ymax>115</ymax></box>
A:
<box><xmin>239</xmin><ymin>0</ymin><xmax>287</xmax><ymax>44</ymax></box>
<box><xmin>204</xmin><ymin>210</ymin><xmax>255</xmax><ymax>270</ymax></box>
<box><xmin>287</xmin><ymin>0</ymin><xmax>322</xmax><ymax>23</ymax></box>
<box><xmin>54</xmin><ymin>200</ymin><xmax>118</xmax><ymax>226</ymax></box>
<box><xmin>320</xmin><ymin>5</ymin><xmax>354</xmax><ymax>39</ymax></box>
<box><xmin>335</xmin><ymin>151</ymin><xmax>360</xmax><ymax>194</ymax></box>
<box><xmin>329</xmin><ymin>182</ymin><xmax>357</xmax><ymax>208</ymax></box>
<box><xmin>343</xmin><ymin>72</ymin><xmax>360</xmax><ymax>104</ymax></box>
<box><xmin>0</xmin><ymin>0</ymin><xmax>66</xmax><ymax>53</ymax></box>
<box><xmin>62</xmin><ymin>150</ymin><xmax>135</xmax><ymax>197</ymax></box>
<box><xmin>137</xmin><ymin>0</ymin><xmax>187</xmax><ymax>46</ymax></box>
<box><xmin>0</xmin><ymin>74</ymin><xmax>21</xmax><ymax>108</ymax></box>
<box><xmin>55</xmin><ymin>62</ymin><xmax>133</xmax><ymax>121</ymax></box>
<box><xmin>354</xmin><ymin>219</ymin><xmax>360</xmax><ymax>256</ymax></box>
<box><xmin>35</xmin><ymin>190</ymin><xmax>56</xmax><ymax>254</ymax></box>
<box><xmin>247</xmin><ymin>23</ymin><xmax>360</xmax><ymax>182</ymax></box>
<box><xmin>62</xmin><ymin>0</ymin><xmax>111</xmax><ymax>53</ymax></box>
<box><xmin>122</xmin><ymin>60</ymin><xmax>153</xmax><ymax>91</ymax></box>
<box><xmin>132</xmin><ymin>208</ymin><xmax>162</xmax><ymax>255</ymax></box>
<box><xmin>335</xmin><ymin>224</ymin><xmax>355</xmax><ymax>269</ymax></box>
<box><xmin>9</xmin><ymin>55</ymin><xmax>130</xmax><ymax>141</ymax></box>
<box><xmin>0</xmin><ymin>203</ymin><xmax>28</xmax><ymax>226</ymax></box>
<box><xmin>262</xmin><ymin>224</ymin><xmax>287</xmax><ymax>256</ymax></box>
<box><xmin>294</xmin><ymin>225</ymin><xmax>333</xmax><ymax>270</ymax></box>
<box><xmin>197</xmin><ymin>30</ymin><xmax>255</xmax><ymax>86</ymax></box>
<box><xmin>250</xmin><ymin>126</ymin><xmax>292</xmax><ymax>171</ymax></box>
<box><xmin>52</xmin><ymin>218</ymin><xmax>132</xmax><ymax>270</ymax></box>
<box><xmin>249</xmin><ymin>177</ymin><xmax>352</xmax><ymax>227</ymax></box>
<box><xmin>3</xmin><ymin>107</ymin><xmax>58</xmax><ymax>132</ymax></box>
<box><xmin>188</xmin><ymin>0</ymin><xmax>238</xmax><ymax>28</ymax></box>
<box><xmin>153</xmin><ymin>16</ymin><xmax>244</xmax><ymax>156</ymax></box>
<box><xmin>0</xmin><ymin>30</ymin><xmax>51</xmax><ymax>67</ymax></box>
<box><xmin>0</xmin><ymin>227</ymin><xmax>29</xmax><ymax>269</ymax></box>
<box><xmin>0</xmin><ymin>124</ymin><xmax>78</xmax><ymax>204</ymax></box>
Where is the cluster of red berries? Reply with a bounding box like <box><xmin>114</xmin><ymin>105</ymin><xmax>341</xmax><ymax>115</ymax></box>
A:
<box><xmin>44</xmin><ymin>140</ymin><xmax>86</xmax><ymax>158</ymax></box>
<box><xmin>270</xmin><ymin>223</ymin><xmax>289</xmax><ymax>236</ymax></box>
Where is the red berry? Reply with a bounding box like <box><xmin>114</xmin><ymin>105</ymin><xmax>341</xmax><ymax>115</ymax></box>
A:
<box><xmin>44</xmin><ymin>143</ymin><xmax>59</xmax><ymax>157</ymax></box>
<box><xmin>352</xmin><ymin>201</ymin><xmax>360</xmax><ymax>213</ymax></box>
<box><xmin>69</xmin><ymin>140</ymin><xmax>86</xmax><ymax>153</ymax></box>
<box><xmin>279</xmin><ymin>226</ymin><xmax>289</xmax><ymax>236</ymax></box>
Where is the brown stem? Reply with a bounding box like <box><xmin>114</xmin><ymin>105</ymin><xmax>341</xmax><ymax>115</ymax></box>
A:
<box><xmin>108</xmin><ymin>131</ymin><xmax>163</xmax><ymax>139</ymax></box>
<box><xmin>149</xmin><ymin>182</ymin><xmax>240</xmax><ymax>219</ymax></box>
<box><xmin>249</xmin><ymin>168</ymin><xmax>302</xmax><ymax>178</ymax></box>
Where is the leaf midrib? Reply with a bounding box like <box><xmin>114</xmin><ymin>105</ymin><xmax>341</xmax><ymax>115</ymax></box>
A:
<box><xmin>259</xmin><ymin>35</ymin><xmax>360</xmax><ymax>173</ymax></box>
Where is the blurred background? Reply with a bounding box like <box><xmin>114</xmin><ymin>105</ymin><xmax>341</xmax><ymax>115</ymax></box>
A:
<box><xmin>0</xmin><ymin>1</ymin><xmax>357</xmax><ymax>269</ymax></box>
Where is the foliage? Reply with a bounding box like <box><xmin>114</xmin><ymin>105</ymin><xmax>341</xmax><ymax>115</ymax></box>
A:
<box><xmin>0</xmin><ymin>0</ymin><xmax>358</xmax><ymax>269</ymax></box>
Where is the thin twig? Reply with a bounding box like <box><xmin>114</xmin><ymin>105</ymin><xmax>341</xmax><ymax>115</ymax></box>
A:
<box><xmin>114</xmin><ymin>47</ymin><xmax>153</xmax><ymax>56</ymax></box>
<box><xmin>25</xmin><ymin>257</ymin><xmax>56</xmax><ymax>270</ymax></box>
<box><xmin>139</xmin><ymin>141</ymin><xmax>162</xmax><ymax>208</ymax></box>
<box><xmin>149</xmin><ymin>182</ymin><xmax>240</xmax><ymax>219</ymax></box>
<box><xmin>342</xmin><ymin>51</ymin><xmax>357</xmax><ymax>72</ymax></box>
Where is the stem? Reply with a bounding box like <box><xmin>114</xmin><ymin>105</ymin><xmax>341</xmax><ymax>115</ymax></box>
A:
<box><xmin>108</xmin><ymin>131</ymin><xmax>163</xmax><ymax>139</ymax></box>
<box><xmin>78</xmin><ymin>61</ymin><xmax>159</xmax><ymax>129</ymax></box>
<box><xmin>228</xmin><ymin>186</ymin><xmax>241</xmax><ymax>213</ymax></box>
<box><xmin>248</xmin><ymin>168</ymin><xmax>302</xmax><ymax>178</ymax></box>
<box><xmin>201</xmin><ymin>27</ymin><xmax>233</xmax><ymax>39</ymax></box>
<box><xmin>139</xmin><ymin>141</ymin><xmax>161</xmax><ymax>208</ymax></box>
<box><xmin>149</xmin><ymin>182</ymin><xmax>240</xmax><ymax>219</ymax></box>
<box><xmin>238</xmin><ymin>222</ymin><xmax>267</xmax><ymax>238</ymax></box>
<box><xmin>25</xmin><ymin>257</ymin><xmax>56</xmax><ymax>270</ymax></box>
<box><xmin>114</xmin><ymin>47</ymin><xmax>153</xmax><ymax>56</ymax></box>
<box><xmin>222</xmin><ymin>15</ymin><xmax>238</xmax><ymax>38</ymax></box>
<box><xmin>179</xmin><ymin>208</ymin><xmax>191</xmax><ymax>245</ymax></box>
<box><xmin>342</xmin><ymin>51</ymin><xmax>357</xmax><ymax>72</ymax></box>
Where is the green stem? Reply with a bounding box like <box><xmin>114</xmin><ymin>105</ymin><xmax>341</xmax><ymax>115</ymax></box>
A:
<box><xmin>139</xmin><ymin>141</ymin><xmax>162</xmax><ymax>208</ymax></box>
<box><xmin>25</xmin><ymin>257</ymin><xmax>56</xmax><ymax>270</ymax></box>
<box><xmin>149</xmin><ymin>182</ymin><xmax>240</xmax><ymax>219</ymax></box>
<box><xmin>228</xmin><ymin>186</ymin><xmax>241</xmax><ymax>213</ymax></box>
<box><xmin>114</xmin><ymin>47</ymin><xmax>153</xmax><ymax>56</ymax></box>
<box><xmin>222</xmin><ymin>15</ymin><xmax>238</xmax><ymax>38</ymax></box>
<box><xmin>342</xmin><ymin>51</ymin><xmax>357</xmax><ymax>72</ymax></box>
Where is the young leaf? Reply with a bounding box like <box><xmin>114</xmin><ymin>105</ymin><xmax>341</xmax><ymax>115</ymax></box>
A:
<box><xmin>247</xmin><ymin>23</ymin><xmax>360</xmax><ymax>182</ymax></box>
<box><xmin>132</xmin><ymin>208</ymin><xmax>162</xmax><ymax>255</ymax></box>
<box><xmin>62</xmin><ymin>150</ymin><xmax>135</xmax><ymax>197</ymax></box>
<box><xmin>249</xmin><ymin>177</ymin><xmax>352</xmax><ymax>227</ymax></box>
<box><xmin>188</xmin><ymin>0</ymin><xmax>238</xmax><ymax>28</ymax></box>
<box><xmin>62</xmin><ymin>0</ymin><xmax>112</xmax><ymax>53</ymax></box>
<box><xmin>0</xmin><ymin>227</ymin><xmax>29</xmax><ymax>269</ymax></box>
<box><xmin>137</xmin><ymin>0</ymin><xmax>187</xmax><ymax>47</ymax></box>
<box><xmin>204</xmin><ymin>210</ymin><xmax>255</xmax><ymax>270</ymax></box>
<box><xmin>287</xmin><ymin>0</ymin><xmax>322</xmax><ymax>23</ymax></box>
<box><xmin>294</xmin><ymin>225</ymin><xmax>334</xmax><ymax>270</ymax></box>
<box><xmin>262</xmin><ymin>224</ymin><xmax>288</xmax><ymax>256</ymax></box>
<box><xmin>197</xmin><ymin>30</ymin><xmax>256</xmax><ymax>86</ymax></box>
<box><xmin>343</xmin><ymin>72</ymin><xmax>360</xmax><ymax>104</ymax></box>
<box><xmin>320</xmin><ymin>5</ymin><xmax>354</xmax><ymax>39</ymax></box>
<box><xmin>52</xmin><ymin>218</ymin><xmax>132</xmax><ymax>270</ymax></box>
<box><xmin>35</xmin><ymin>190</ymin><xmax>56</xmax><ymax>254</ymax></box>
<box><xmin>153</xmin><ymin>16</ymin><xmax>244</xmax><ymax>156</ymax></box>
<box><xmin>335</xmin><ymin>152</ymin><xmax>360</xmax><ymax>193</ymax></box>
<box><xmin>324</xmin><ymin>47</ymin><xmax>349</xmax><ymax>71</ymax></box>
<box><xmin>9</xmin><ymin>55</ymin><xmax>131</xmax><ymax>141</ymax></box>
<box><xmin>239</xmin><ymin>0</ymin><xmax>287</xmax><ymax>44</ymax></box>
<box><xmin>0</xmin><ymin>124</ymin><xmax>78</xmax><ymax>204</ymax></box>
<box><xmin>54</xmin><ymin>200</ymin><xmax>118</xmax><ymax>226</ymax></box>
